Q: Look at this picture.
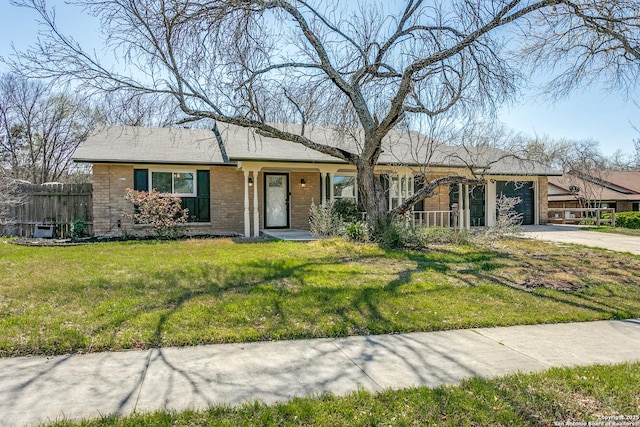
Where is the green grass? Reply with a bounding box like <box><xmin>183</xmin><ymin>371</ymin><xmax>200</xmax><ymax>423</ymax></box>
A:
<box><xmin>47</xmin><ymin>361</ymin><xmax>640</xmax><ymax>426</ymax></box>
<box><xmin>582</xmin><ymin>226</ymin><xmax>640</xmax><ymax>237</ymax></box>
<box><xmin>1</xmin><ymin>237</ymin><xmax>640</xmax><ymax>357</ymax></box>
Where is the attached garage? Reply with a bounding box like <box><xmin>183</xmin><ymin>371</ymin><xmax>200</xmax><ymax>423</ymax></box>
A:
<box><xmin>496</xmin><ymin>181</ymin><xmax>535</xmax><ymax>225</ymax></box>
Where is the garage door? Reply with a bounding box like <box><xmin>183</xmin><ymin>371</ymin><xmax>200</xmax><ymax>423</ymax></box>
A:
<box><xmin>496</xmin><ymin>181</ymin><xmax>535</xmax><ymax>225</ymax></box>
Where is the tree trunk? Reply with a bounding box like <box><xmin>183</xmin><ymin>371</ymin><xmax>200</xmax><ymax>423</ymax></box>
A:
<box><xmin>357</xmin><ymin>160</ymin><xmax>389</xmax><ymax>233</ymax></box>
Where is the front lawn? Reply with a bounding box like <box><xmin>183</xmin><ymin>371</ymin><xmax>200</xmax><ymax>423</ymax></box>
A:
<box><xmin>49</xmin><ymin>361</ymin><xmax>640</xmax><ymax>426</ymax></box>
<box><xmin>1</xmin><ymin>237</ymin><xmax>640</xmax><ymax>357</ymax></box>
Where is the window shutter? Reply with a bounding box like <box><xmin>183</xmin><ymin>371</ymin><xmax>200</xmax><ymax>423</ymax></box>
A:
<box><xmin>197</xmin><ymin>170</ymin><xmax>210</xmax><ymax>198</ymax></box>
<box><xmin>133</xmin><ymin>169</ymin><xmax>149</xmax><ymax>192</ymax></box>
<box><xmin>181</xmin><ymin>198</ymin><xmax>197</xmax><ymax>221</ymax></box>
<box><xmin>196</xmin><ymin>170</ymin><xmax>210</xmax><ymax>222</ymax></box>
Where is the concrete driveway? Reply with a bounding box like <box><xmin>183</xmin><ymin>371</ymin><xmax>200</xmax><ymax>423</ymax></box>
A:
<box><xmin>521</xmin><ymin>225</ymin><xmax>640</xmax><ymax>255</ymax></box>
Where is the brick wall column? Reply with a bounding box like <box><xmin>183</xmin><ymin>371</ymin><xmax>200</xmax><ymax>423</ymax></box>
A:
<box><xmin>538</xmin><ymin>176</ymin><xmax>549</xmax><ymax>225</ymax></box>
<box><xmin>617</xmin><ymin>201</ymin><xmax>632</xmax><ymax>213</ymax></box>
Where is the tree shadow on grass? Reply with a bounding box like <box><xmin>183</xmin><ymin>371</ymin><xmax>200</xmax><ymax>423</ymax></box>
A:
<box><xmin>451</xmin><ymin>243</ymin><xmax>640</xmax><ymax>323</ymax></box>
<box><xmin>140</xmin><ymin>245</ymin><xmax>515</xmax><ymax>344</ymax></box>
<box><xmin>13</xmin><ymin>240</ymin><xmax>640</xmax><ymax>358</ymax></box>
<box><xmin>458</xmin><ymin>271</ymin><xmax>638</xmax><ymax>319</ymax></box>
<box><xmin>18</xmin><ymin>243</ymin><xmax>510</xmax><ymax>356</ymax></box>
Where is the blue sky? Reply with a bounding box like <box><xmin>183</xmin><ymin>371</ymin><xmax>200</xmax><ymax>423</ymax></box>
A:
<box><xmin>1</xmin><ymin>2</ymin><xmax>637</xmax><ymax>156</ymax></box>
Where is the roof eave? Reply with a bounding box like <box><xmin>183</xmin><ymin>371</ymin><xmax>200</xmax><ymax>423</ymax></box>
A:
<box><xmin>72</xmin><ymin>158</ymin><xmax>233</xmax><ymax>166</ymax></box>
<box><xmin>228</xmin><ymin>157</ymin><xmax>347</xmax><ymax>164</ymax></box>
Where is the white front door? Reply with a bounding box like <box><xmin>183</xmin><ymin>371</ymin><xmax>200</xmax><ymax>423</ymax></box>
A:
<box><xmin>265</xmin><ymin>173</ymin><xmax>289</xmax><ymax>228</ymax></box>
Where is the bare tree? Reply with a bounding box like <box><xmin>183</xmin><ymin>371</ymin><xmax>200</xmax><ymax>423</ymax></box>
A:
<box><xmin>633</xmin><ymin>101</ymin><xmax>640</xmax><ymax>169</ymax></box>
<box><xmin>0</xmin><ymin>73</ymin><xmax>98</xmax><ymax>183</ymax></box>
<box><xmin>607</xmin><ymin>148</ymin><xmax>634</xmax><ymax>170</ymax></box>
<box><xmin>564</xmin><ymin>139</ymin><xmax>608</xmax><ymax>172</ymax></box>
<box><xmin>522</xmin><ymin>1</ymin><xmax>640</xmax><ymax>96</ymax></box>
<box><xmin>8</xmin><ymin>0</ymin><xmax>640</xmax><ymax>229</ymax></box>
<box><xmin>523</xmin><ymin>136</ymin><xmax>615</xmax><ymax>207</ymax></box>
<box><xmin>0</xmin><ymin>174</ymin><xmax>27</xmax><ymax>229</ymax></box>
<box><xmin>521</xmin><ymin>134</ymin><xmax>635</xmax><ymax>171</ymax></box>
<box><xmin>0</xmin><ymin>74</ymin><xmax>49</xmax><ymax>178</ymax></box>
<box><xmin>519</xmin><ymin>135</ymin><xmax>572</xmax><ymax>171</ymax></box>
<box><xmin>96</xmin><ymin>92</ymin><xmax>183</xmax><ymax>127</ymax></box>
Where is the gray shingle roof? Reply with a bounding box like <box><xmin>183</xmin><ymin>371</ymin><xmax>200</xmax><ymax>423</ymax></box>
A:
<box><xmin>218</xmin><ymin>122</ymin><xmax>559</xmax><ymax>175</ymax></box>
<box><xmin>73</xmin><ymin>123</ymin><xmax>560</xmax><ymax>176</ymax></box>
<box><xmin>217</xmin><ymin>123</ymin><xmax>340</xmax><ymax>163</ymax></box>
<box><xmin>72</xmin><ymin>126</ymin><xmax>225</xmax><ymax>165</ymax></box>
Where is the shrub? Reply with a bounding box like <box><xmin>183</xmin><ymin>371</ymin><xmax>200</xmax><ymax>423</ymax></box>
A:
<box><xmin>616</xmin><ymin>211</ymin><xmax>640</xmax><ymax>229</ymax></box>
<box><xmin>376</xmin><ymin>215</ymin><xmax>426</xmax><ymax>249</ymax></box>
<box><xmin>124</xmin><ymin>189</ymin><xmax>189</xmax><ymax>239</ymax></box>
<box><xmin>422</xmin><ymin>226</ymin><xmax>472</xmax><ymax>245</ymax></box>
<box><xmin>310</xmin><ymin>200</ymin><xmax>368</xmax><ymax>240</ymax></box>
<box><xmin>343</xmin><ymin>221</ymin><xmax>369</xmax><ymax>242</ymax></box>
<box><xmin>309</xmin><ymin>200</ymin><xmax>342</xmax><ymax>237</ymax></box>
<box><xmin>378</xmin><ymin>218</ymin><xmax>474</xmax><ymax>249</ymax></box>
<box><xmin>377</xmin><ymin>217</ymin><xmax>405</xmax><ymax>248</ymax></box>
<box><xmin>484</xmin><ymin>195</ymin><xmax>523</xmax><ymax>239</ymax></box>
<box><xmin>70</xmin><ymin>219</ymin><xmax>87</xmax><ymax>239</ymax></box>
<box><xmin>333</xmin><ymin>199</ymin><xmax>363</xmax><ymax>222</ymax></box>
<box><xmin>0</xmin><ymin>176</ymin><xmax>26</xmax><ymax>227</ymax></box>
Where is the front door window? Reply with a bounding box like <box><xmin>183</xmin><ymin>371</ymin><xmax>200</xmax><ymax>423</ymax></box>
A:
<box><xmin>265</xmin><ymin>174</ymin><xmax>289</xmax><ymax>228</ymax></box>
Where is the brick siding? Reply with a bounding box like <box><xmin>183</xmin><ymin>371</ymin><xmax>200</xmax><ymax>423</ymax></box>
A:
<box><xmin>617</xmin><ymin>201</ymin><xmax>633</xmax><ymax>212</ymax></box>
<box><xmin>92</xmin><ymin>164</ymin><xmax>246</xmax><ymax>237</ymax></box>
<box><xmin>538</xmin><ymin>176</ymin><xmax>549</xmax><ymax>225</ymax></box>
<box><xmin>92</xmin><ymin>164</ymin><xmax>551</xmax><ymax>235</ymax></box>
<box><xmin>290</xmin><ymin>172</ymin><xmax>320</xmax><ymax>230</ymax></box>
<box><xmin>92</xmin><ymin>164</ymin><xmax>134</xmax><ymax>236</ymax></box>
<box><xmin>210</xmin><ymin>166</ymin><xmax>245</xmax><ymax>233</ymax></box>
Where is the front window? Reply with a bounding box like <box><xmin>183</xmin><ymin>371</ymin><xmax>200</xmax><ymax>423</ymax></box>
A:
<box><xmin>389</xmin><ymin>176</ymin><xmax>409</xmax><ymax>209</ymax></box>
<box><xmin>134</xmin><ymin>168</ymin><xmax>209</xmax><ymax>223</ymax></box>
<box><xmin>151</xmin><ymin>171</ymin><xmax>195</xmax><ymax>197</ymax></box>
<box><xmin>173</xmin><ymin>172</ymin><xmax>194</xmax><ymax>194</ymax></box>
<box><xmin>333</xmin><ymin>175</ymin><xmax>356</xmax><ymax>201</ymax></box>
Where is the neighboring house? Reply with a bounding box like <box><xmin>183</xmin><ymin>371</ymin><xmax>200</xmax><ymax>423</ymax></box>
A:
<box><xmin>72</xmin><ymin>124</ymin><xmax>559</xmax><ymax>237</ymax></box>
<box><xmin>548</xmin><ymin>171</ymin><xmax>640</xmax><ymax>218</ymax></box>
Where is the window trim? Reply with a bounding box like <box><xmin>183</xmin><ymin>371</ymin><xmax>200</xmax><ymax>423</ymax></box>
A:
<box><xmin>149</xmin><ymin>169</ymin><xmax>197</xmax><ymax>198</ymax></box>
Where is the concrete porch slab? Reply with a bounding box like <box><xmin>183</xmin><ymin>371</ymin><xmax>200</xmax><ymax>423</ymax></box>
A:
<box><xmin>262</xmin><ymin>229</ymin><xmax>318</xmax><ymax>241</ymax></box>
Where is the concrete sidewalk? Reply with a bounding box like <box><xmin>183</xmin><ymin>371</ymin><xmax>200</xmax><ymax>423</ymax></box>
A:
<box><xmin>2</xmin><ymin>319</ymin><xmax>640</xmax><ymax>426</ymax></box>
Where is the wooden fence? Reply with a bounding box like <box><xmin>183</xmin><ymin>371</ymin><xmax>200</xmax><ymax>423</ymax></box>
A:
<box><xmin>547</xmin><ymin>207</ymin><xmax>615</xmax><ymax>227</ymax></box>
<box><xmin>1</xmin><ymin>183</ymin><xmax>93</xmax><ymax>238</ymax></box>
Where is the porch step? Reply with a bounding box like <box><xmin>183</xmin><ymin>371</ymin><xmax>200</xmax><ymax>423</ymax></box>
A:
<box><xmin>261</xmin><ymin>229</ymin><xmax>318</xmax><ymax>242</ymax></box>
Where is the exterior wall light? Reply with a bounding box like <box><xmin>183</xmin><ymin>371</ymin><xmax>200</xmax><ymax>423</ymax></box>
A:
<box><xmin>301</xmin><ymin>179</ymin><xmax>306</xmax><ymax>188</ymax></box>
<box><xmin>248</xmin><ymin>177</ymin><xmax>253</xmax><ymax>186</ymax></box>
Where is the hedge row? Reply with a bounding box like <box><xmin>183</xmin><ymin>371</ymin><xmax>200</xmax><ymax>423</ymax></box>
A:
<box><xmin>616</xmin><ymin>211</ymin><xmax>640</xmax><ymax>229</ymax></box>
